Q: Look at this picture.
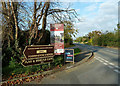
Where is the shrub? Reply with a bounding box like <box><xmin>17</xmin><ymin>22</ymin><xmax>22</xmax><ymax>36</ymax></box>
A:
<box><xmin>53</xmin><ymin>55</ymin><xmax>64</xmax><ymax>66</ymax></box>
<box><xmin>74</xmin><ymin>48</ymin><xmax>81</xmax><ymax>53</ymax></box>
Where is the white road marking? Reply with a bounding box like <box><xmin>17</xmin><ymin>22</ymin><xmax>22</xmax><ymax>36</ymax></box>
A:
<box><xmin>95</xmin><ymin>56</ymin><xmax>119</xmax><ymax>74</ymax></box>
<box><xmin>97</xmin><ymin>56</ymin><xmax>101</xmax><ymax>58</ymax></box>
<box><xmin>95</xmin><ymin>57</ymin><xmax>106</xmax><ymax>63</ymax></box>
<box><xmin>99</xmin><ymin>60</ymin><xmax>103</xmax><ymax>62</ymax></box>
<box><xmin>104</xmin><ymin>60</ymin><xmax>109</xmax><ymax>63</ymax></box>
<box><xmin>103</xmin><ymin>63</ymin><xmax>108</xmax><ymax>65</ymax></box>
<box><xmin>109</xmin><ymin>63</ymin><xmax>115</xmax><ymax>66</ymax></box>
<box><xmin>106</xmin><ymin>50</ymin><xmax>117</xmax><ymax>54</ymax></box>
<box><xmin>115</xmin><ymin>66</ymin><xmax>120</xmax><ymax>69</ymax></box>
<box><xmin>95</xmin><ymin>57</ymin><xmax>100</xmax><ymax>60</ymax></box>
<box><xmin>95</xmin><ymin>57</ymin><xmax>98</xmax><ymax>60</ymax></box>
<box><xmin>96</xmin><ymin>57</ymin><xmax>115</xmax><ymax>66</ymax></box>
<box><xmin>97</xmin><ymin>57</ymin><xmax>106</xmax><ymax>62</ymax></box>
<box><xmin>99</xmin><ymin>58</ymin><xmax>105</xmax><ymax>60</ymax></box>
<box><xmin>114</xmin><ymin>69</ymin><xmax>120</xmax><ymax>73</ymax></box>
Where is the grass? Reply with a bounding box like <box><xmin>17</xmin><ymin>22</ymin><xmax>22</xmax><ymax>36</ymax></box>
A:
<box><xmin>74</xmin><ymin>52</ymin><xmax>81</xmax><ymax>56</ymax></box>
<box><xmin>64</xmin><ymin>43</ymin><xmax>81</xmax><ymax>55</ymax></box>
<box><xmin>74</xmin><ymin>48</ymin><xmax>81</xmax><ymax>56</ymax></box>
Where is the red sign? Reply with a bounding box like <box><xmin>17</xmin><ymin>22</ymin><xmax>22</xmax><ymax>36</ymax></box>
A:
<box><xmin>50</xmin><ymin>24</ymin><xmax>64</xmax><ymax>31</ymax></box>
<box><xmin>67</xmin><ymin>55</ymin><xmax>73</xmax><ymax>57</ymax></box>
<box><xmin>50</xmin><ymin>24</ymin><xmax>64</xmax><ymax>55</ymax></box>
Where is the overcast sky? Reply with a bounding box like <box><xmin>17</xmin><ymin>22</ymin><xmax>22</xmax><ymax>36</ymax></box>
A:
<box><xmin>67</xmin><ymin>0</ymin><xmax>119</xmax><ymax>38</ymax></box>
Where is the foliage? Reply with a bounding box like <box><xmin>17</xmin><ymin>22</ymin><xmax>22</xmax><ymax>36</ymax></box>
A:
<box><xmin>9</xmin><ymin>57</ymin><xmax>21</xmax><ymax>68</ymax></box>
<box><xmin>74</xmin><ymin>37</ymin><xmax>82</xmax><ymax>42</ymax></box>
<box><xmin>2</xmin><ymin>55</ymin><xmax>64</xmax><ymax>80</ymax></box>
<box><xmin>53</xmin><ymin>55</ymin><xmax>64</xmax><ymax>66</ymax></box>
<box><xmin>79</xmin><ymin>28</ymin><xmax>119</xmax><ymax>47</ymax></box>
<box><xmin>2</xmin><ymin>1</ymin><xmax>79</xmax><ymax>80</ymax></box>
<box><xmin>2</xmin><ymin>1</ymin><xmax>79</xmax><ymax>68</ymax></box>
<box><xmin>74</xmin><ymin>48</ymin><xmax>81</xmax><ymax>55</ymax></box>
<box><xmin>64</xmin><ymin>43</ymin><xmax>75</xmax><ymax>48</ymax></box>
<box><xmin>74</xmin><ymin>48</ymin><xmax>81</xmax><ymax>53</ymax></box>
<box><xmin>64</xmin><ymin>21</ymin><xmax>78</xmax><ymax>46</ymax></box>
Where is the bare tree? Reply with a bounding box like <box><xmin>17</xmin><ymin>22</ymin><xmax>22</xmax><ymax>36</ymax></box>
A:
<box><xmin>11</xmin><ymin>0</ymin><xmax>19</xmax><ymax>49</ymax></box>
<box><xmin>26</xmin><ymin>1</ymin><xmax>79</xmax><ymax>45</ymax></box>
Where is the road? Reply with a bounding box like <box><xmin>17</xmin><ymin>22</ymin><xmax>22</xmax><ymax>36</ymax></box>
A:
<box><xmin>39</xmin><ymin>43</ymin><xmax>119</xmax><ymax>84</ymax></box>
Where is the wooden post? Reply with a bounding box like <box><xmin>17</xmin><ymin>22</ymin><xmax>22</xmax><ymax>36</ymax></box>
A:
<box><xmin>73</xmin><ymin>49</ymin><xmax>74</xmax><ymax>64</ymax></box>
<box><xmin>48</xmin><ymin>62</ymin><xmax>50</xmax><ymax>69</ymax></box>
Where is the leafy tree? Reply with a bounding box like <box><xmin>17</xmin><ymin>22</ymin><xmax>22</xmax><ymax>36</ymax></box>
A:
<box><xmin>74</xmin><ymin>37</ymin><xmax>82</xmax><ymax>42</ymax></box>
<box><xmin>64</xmin><ymin>21</ymin><xmax>78</xmax><ymax>45</ymax></box>
<box><xmin>85</xmin><ymin>27</ymin><xmax>119</xmax><ymax>47</ymax></box>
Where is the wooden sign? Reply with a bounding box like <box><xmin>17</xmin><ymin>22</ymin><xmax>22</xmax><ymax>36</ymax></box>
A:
<box><xmin>22</xmin><ymin>45</ymin><xmax>54</xmax><ymax>66</ymax></box>
<box><xmin>64</xmin><ymin>49</ymin><xmax>74</xmax><ymax>64</ymax></box>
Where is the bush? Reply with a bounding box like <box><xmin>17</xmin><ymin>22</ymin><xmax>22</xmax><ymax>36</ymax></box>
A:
<box><xmin>53</xmin><ymin>55</ymin><xmax>64</xmax><ymax>66</ymax></box>
<box><xmin>64</xmin><ymin>38</ymin><xmax>73</xmax><ymax>45</ymax></box>
<box><xmin>9</xmin><ymin>57</ymin><xmax>21</xmax><ymax>68</ymax></box>
<box><xmin>74</xmin><ymin>48</ymin><xmax>81</xmax><ymax>53</ymax></box>
<box><xmin>2</xmin><ymin>55</ymin><xmax>64</xmax><ymax>80</ymax></box>
<box><xmin>2</xmin><ymin>47</ymin><xmax>13</xmax><ymax>67</ymax></box>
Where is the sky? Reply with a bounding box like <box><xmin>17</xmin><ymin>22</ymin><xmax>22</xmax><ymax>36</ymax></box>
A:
<box><xmin>3</xmin><ymin>0</ymin><xmax>118</xmax><ymax>39</ymax></box>
<box><xmin>62</xmin><ymin>0</ymin><xmax>119</xmax><ymax>38</ymax></box>
<box><xmin>118</xmin><ymin>1</ymin><xmax>120</xmax><ymax>24</ymax></box>
<box><xmin>24</xmin><ymin>0</ymin><xmax>119</xmax><ymax>39</ymax></box>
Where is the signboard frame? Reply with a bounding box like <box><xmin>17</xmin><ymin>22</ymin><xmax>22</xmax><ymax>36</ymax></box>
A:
<box><xmin>22</xmin><ymin>45</ymin><xmax>54</xmax><ymax>67</ymax></box>
<box><xmin>64</xmin><ymin>49</ymin><xmax>74</xmax><ymax>64</ymax></box>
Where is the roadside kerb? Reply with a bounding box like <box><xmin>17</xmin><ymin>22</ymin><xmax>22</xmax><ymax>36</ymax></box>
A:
<box><xmin>65</xmin><ymin>51</ymin><xmax>94</xmax><ymax>70</ymax></box>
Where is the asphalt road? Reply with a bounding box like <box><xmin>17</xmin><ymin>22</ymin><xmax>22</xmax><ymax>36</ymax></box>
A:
<box><xmin>39</xmin><ymin>43</ymin><xmax>119</xmax><ymax>84</ymax></box>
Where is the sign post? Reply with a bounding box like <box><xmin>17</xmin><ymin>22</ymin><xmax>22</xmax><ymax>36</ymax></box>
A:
<box><xmin>64</xmin><ymin>49</ymin><xmax>74</xmax><ymax>64</ymax></box>
<box><xmin>22</xmin><ymin>45</ymin><xmax>54</xmax><ymax>67</ymax></box>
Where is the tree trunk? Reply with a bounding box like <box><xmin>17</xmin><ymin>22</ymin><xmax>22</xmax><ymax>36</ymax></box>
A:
<box><xmin>42</xmin><ymin>2</ymin><xmax>50</xmax><ymax>31</ymax></box>
<box><xmin>11</xmin><ymin>1</ymin><xmax>18</xmax><ymax>49</ymax></box>
<box><xmin>29</xmin><ymin>1</ymin><xmax>37</xmax><ymax>45</ymax></box>
<box><xmin>37</xmin><ymin>2</ymin><xmax>50</xmax><ymax>43</ymax></box>
<box><xmin>7</xmin><ymin>1</ymin><xmax>11</xmax><ymax>47</ymax></box>
<box><xmin>34</xmin><ymin>2</ymin><xmax>38</xmax><ymax>39</ymax></box>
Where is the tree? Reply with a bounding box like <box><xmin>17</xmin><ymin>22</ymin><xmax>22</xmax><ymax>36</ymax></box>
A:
<box><xmin>11</xmin><ymin>1</ymin><xmax>19</xmax><ymax>50</ymax></box>
<box><xmin>87</xmin><ymin>30</ymin><xmax>102</xmax><ymax>45</ymax></box>
<box><xmin>2</xmin><ymin>1</ymin><xmax>21</xmax><ymax>66</ymax></box>
<box><xmin>75</xmin><ymin>37</ymin><xmax>82</xmax><ymax>42</ymax></box>
<box><xmin>19</xmin><ymin>1</ymin><xmax>79</xmax><ymax>45</ymax></box>
<box><xmin>1</xmin><ymin>1</ymin><xmax>79</xmax><ymax>66</ymax></box>
<box><xmin>64</xmin><ymin>21</ymin><xmax>78</xmax><ymax>44</ymax></box>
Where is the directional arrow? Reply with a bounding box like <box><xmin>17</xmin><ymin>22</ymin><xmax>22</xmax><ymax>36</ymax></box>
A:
<box><xmin>23</xmin><ymin>45</ymin><xmax>54</xmax><ymax>59</ymax></box>
<box><xmin>22</xmin><ymin>45</ymin><xmax>54</xmax><ymax>66</ymax></box>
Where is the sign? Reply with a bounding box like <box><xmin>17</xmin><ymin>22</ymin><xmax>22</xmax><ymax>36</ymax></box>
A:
<box><xmin>22</xmin><ymin>45</ymin><xmax>54</xmax><ymax>66</ymax></box>
<box><xmin>50</xmin><ymin>24</ymin><xmax>64</xmax><ymax>55</ymax></box>
<box><xmin>64</xmin><ymin>49</ymin><xmax>74</xmax><ymax>64</ymax></box>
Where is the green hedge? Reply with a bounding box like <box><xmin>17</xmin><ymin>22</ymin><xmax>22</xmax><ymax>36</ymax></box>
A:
<box><xmin>2</xmin><ymin>55</ymin><xmax>64</xmax><ymax>79</ymax></box>
<box><xmin>74</xmin><ymin>48</ymin><xmax>81</xmax><ymax>56</ymax></box>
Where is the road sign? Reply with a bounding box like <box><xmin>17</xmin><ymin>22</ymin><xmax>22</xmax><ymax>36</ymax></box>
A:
<box><xmin>22</xmin><ymin>45</ymin><xmax>54</xmax><ymax>66</ymax></box>
<box><xmin>64</xmin><ymin>49</ymin><xmax>74</xmax><ymax>64</ymax></box>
